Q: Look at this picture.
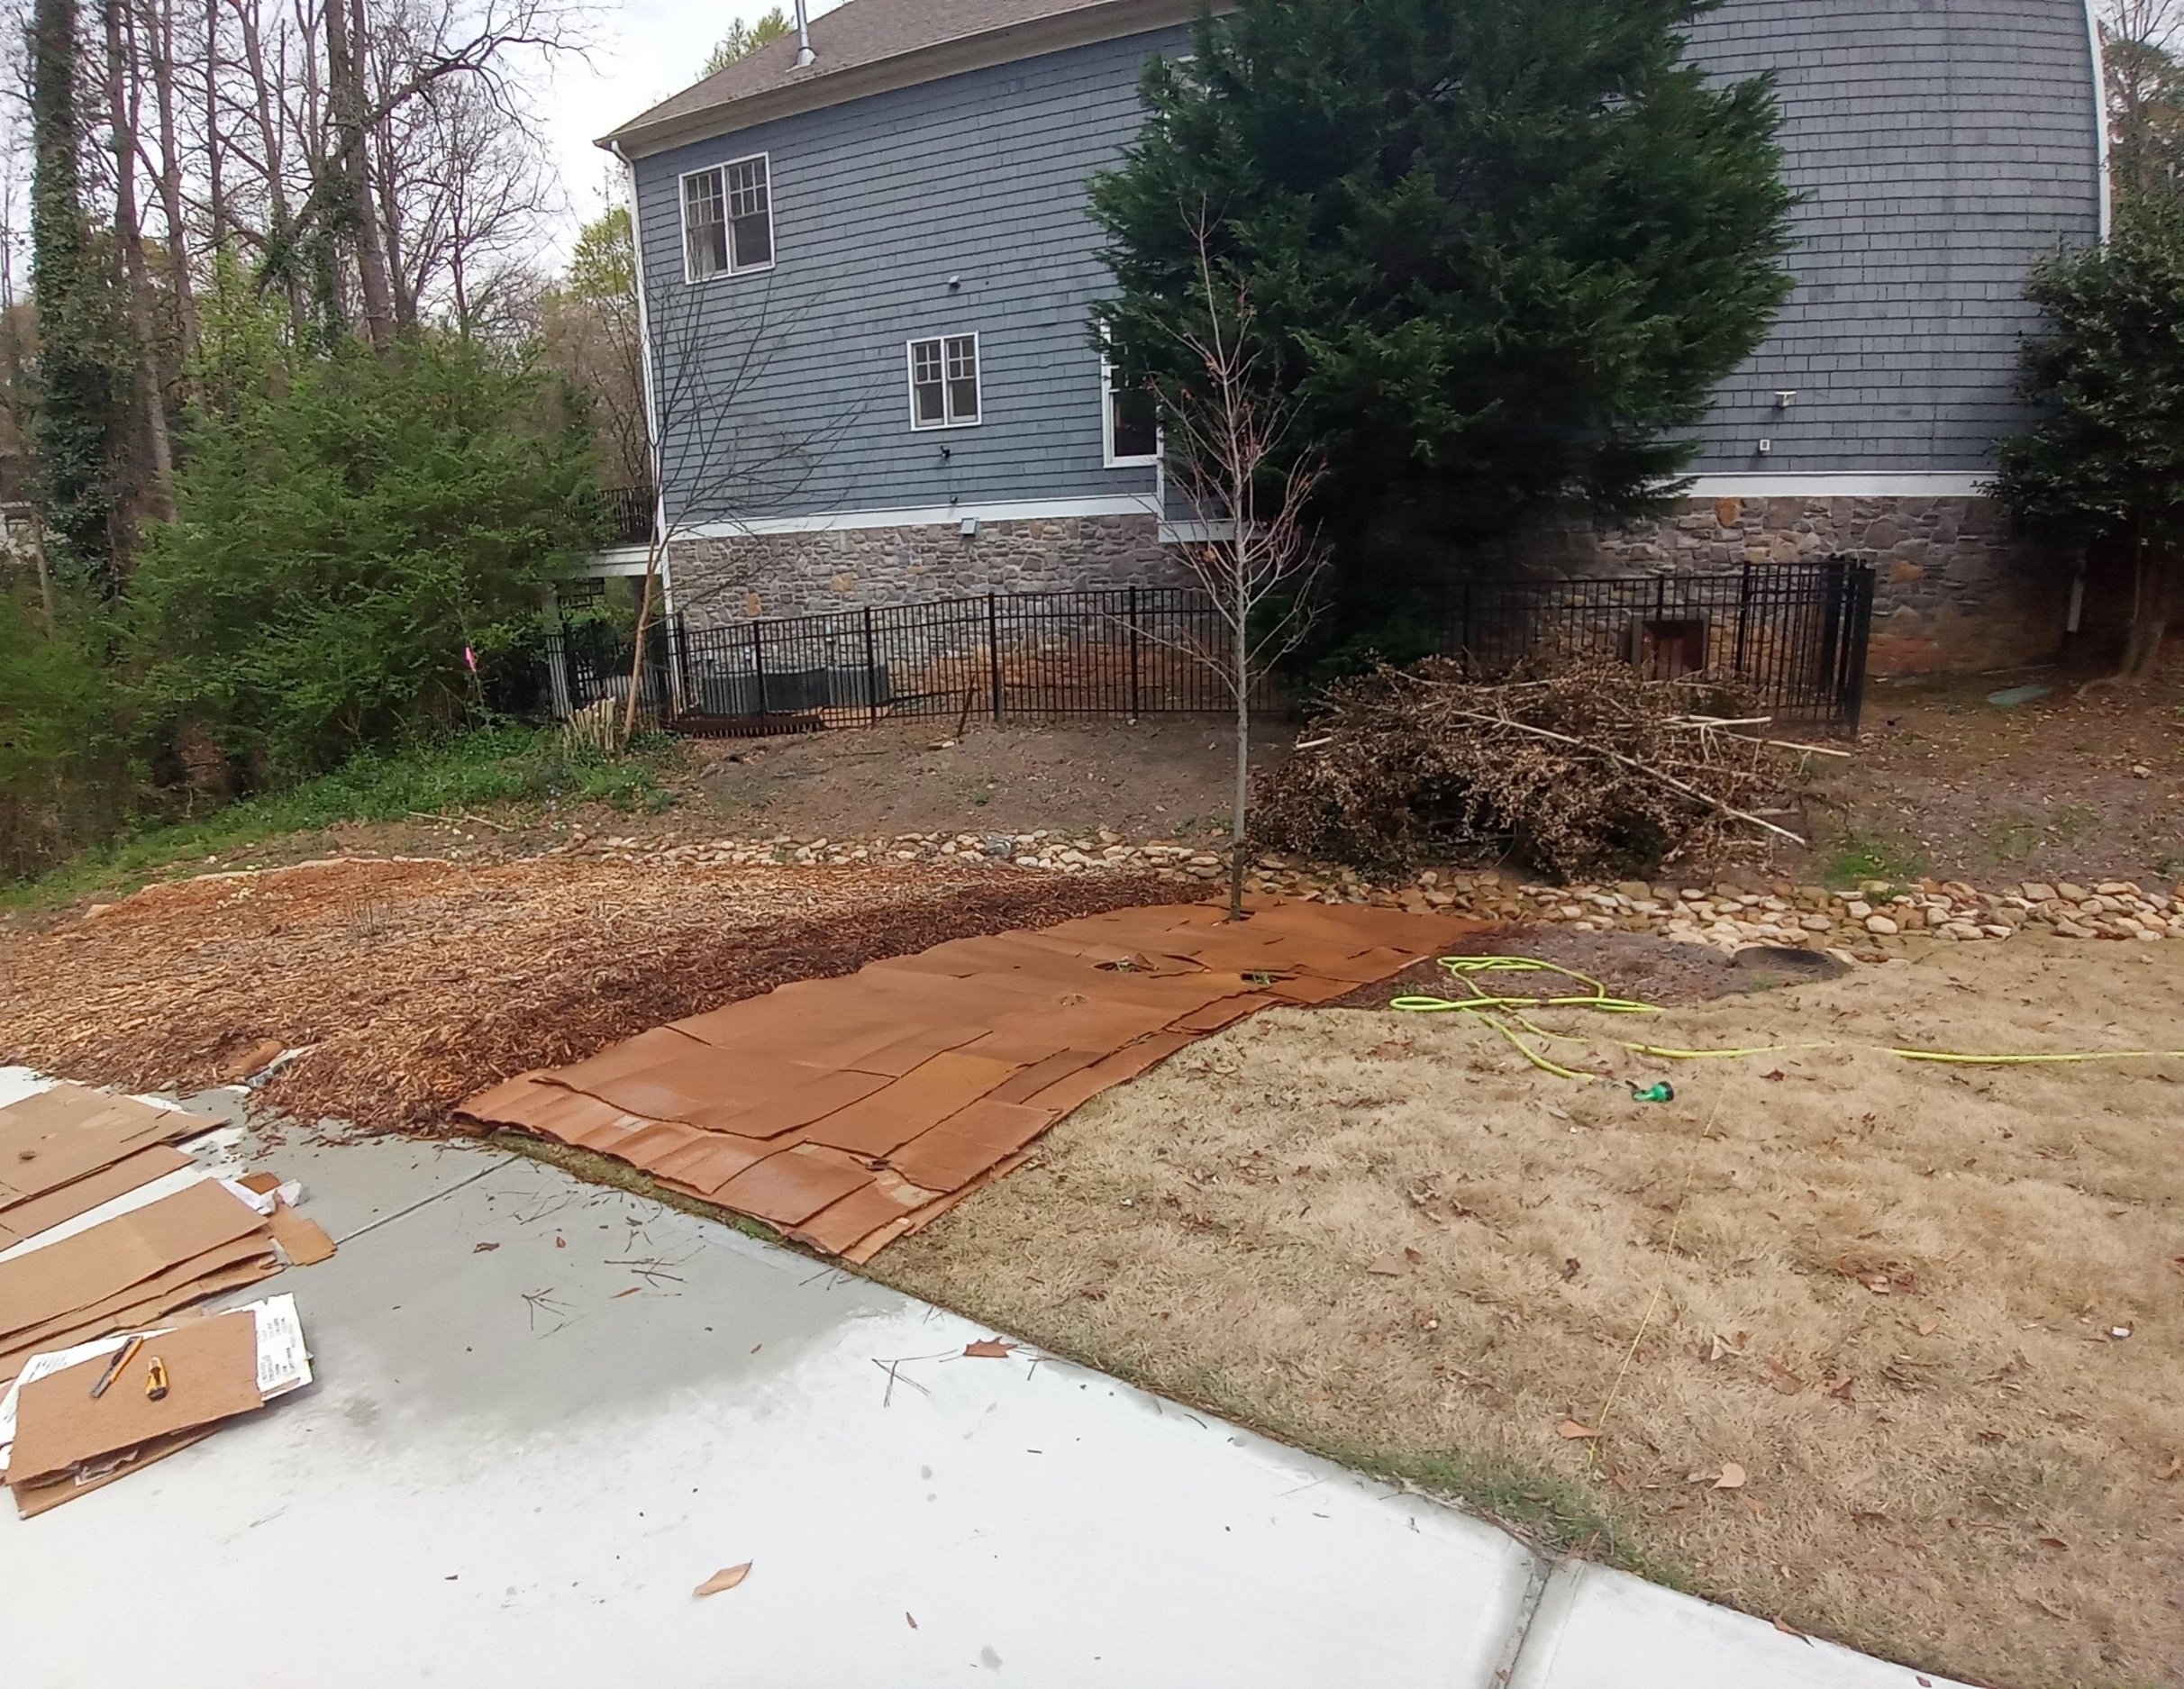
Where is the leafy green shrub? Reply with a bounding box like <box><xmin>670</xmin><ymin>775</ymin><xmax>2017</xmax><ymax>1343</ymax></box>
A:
<box><xmin>129</xmin><ymin>326</ymin><xmax>604</xmax><ymax>786</ymax></box>
<box><xmin>0</xmin><ymin>583</ymin><xmax>130</xmax><ymax>878</ymax></box>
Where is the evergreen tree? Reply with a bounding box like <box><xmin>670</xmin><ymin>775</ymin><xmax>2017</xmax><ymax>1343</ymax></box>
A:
<box><xmin>706</xmin><ymin>7</ymin><xmax>793</xmax><ymax>74</ymax></box>
<box><xmin>1991</xmin><ymin>200</ymin><xmax>2184</xmax><ymax>687</ymax></box>
<box><xmin>1091</xmin><ymin>0</ymin><xmax>1797</xmax><ymax>641</ymax></box>
<box><xmin>27</xmin><ymin>0</ymin><xmax>125</xmax><ymax>583</ymax></box>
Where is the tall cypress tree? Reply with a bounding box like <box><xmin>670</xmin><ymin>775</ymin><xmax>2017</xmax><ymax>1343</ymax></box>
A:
<box><xmin>27</xmin><ymin>0</ymin><xmax>124</xmax><ymax>583</ymax></box>
<box><xmin>1092</xmin><ymin>0</ymin><xmax>1797</xmax><ymax>635</ymax></box>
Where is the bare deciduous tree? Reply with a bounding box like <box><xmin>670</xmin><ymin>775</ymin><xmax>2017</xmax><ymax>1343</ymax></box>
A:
<box><xmin>1152</xmin><ymin>213</ymin><xmax>1326</xmax><ymax>920</ymax></box>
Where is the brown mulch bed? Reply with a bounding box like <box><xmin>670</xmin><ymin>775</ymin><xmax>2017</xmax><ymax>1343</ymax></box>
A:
<box><xmin>0</xmin><ymin>855</ymin><xmax>1171</xmax><ymax>1136</ymax></box>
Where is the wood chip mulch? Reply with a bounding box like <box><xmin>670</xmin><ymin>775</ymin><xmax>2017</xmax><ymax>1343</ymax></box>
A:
<box><xmin>0</xmin><ymin>855</ymin><xmax>1172</xmax><ymax>1136</ymax></box>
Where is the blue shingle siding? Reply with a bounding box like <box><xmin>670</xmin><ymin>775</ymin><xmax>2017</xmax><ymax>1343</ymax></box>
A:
<box><xmin>632</xmin><ymin>1</ymin><xmax>2101</xmax><ymax>519</ymax></box>
<box><xmin>1681</xmin><ymin>0</ymin><xmax>2101</xmax><ymax>475</ymax></box>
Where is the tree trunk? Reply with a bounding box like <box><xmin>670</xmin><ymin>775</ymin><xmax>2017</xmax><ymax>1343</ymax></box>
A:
<box><xmin>203</xmin><ymin>0</ymin><xmax>226</xmax><ymax>250</ymax></box>
<box><xmin>619</xmin><ymin>545</ymin><xmax>662</xmax><ymax>751</ymax></box>
<box><xmin>326</xmin><ymin>0</ymin><xmax>394</xmax><ymax>348</ymax></box>
<box><xmin>145</xmin><ymin>0</ymin><xmax>198</xmax><ymax>358</ymax></box>
<box><xmin>105</xmin><ymin>0</ymin><xmax>175</xmax><ymax>512</ymax></box>
<box><xmin>2081</xmin><ymin>540</ymin><xmax>2175</xmax><ymax>694</ymax></box>
<box><xmin>1228</xmin><ymin>576</ymin><xmax>1250</xmax><ymax>922</ymax></box>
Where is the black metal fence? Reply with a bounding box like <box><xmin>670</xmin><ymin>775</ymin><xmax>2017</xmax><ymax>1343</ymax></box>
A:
<box><xmin>544</xmin><ymin>561</ymin><xmax>1873</xmax><ymax>740</ymax></box>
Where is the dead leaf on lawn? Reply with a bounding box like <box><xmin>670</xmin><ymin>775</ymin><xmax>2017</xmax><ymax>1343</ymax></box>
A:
<box><xmin>1403</xmin><ymin>1246</ymin><xmax>1424</xmax><ymax>1265</ymax></box>
<box><xmin>1561</xmin><ymin>1257</ymin><xmax>1581</xmax><ymax>1281</ymax></box>
<box><xmin>693</xmin><ymin>1563</ymin><xmax>751</xmax><ymax>1598</ymax></box>
<box><xmin>1609</xmin><ymin>1467</ymin><xmax>1632</xmax><ymax>1492</ymax></box>
<box><xmin>962</xmin><ymin>1339</ymin><xmax>1015</xmax><ymax>1358</ymax></box>
<box><xmin>1771</xmin><ymin>1616</ymin><xmax>1812</xmax><ymax>1644</ymax></box>
<box><xmin>1557</xmin><ymin>1419</ymin><xmax>1601</xmax><ymax>1440</ymax></box>
<box><xmin>1714</xmin><ymin>1462</ymin><xmax>1748</xmax><ymax>1490</ymax></box>
<box><xmin>472</xmin><ymin>1241</ymin><xmax>498</xmax><ymax>1253</ymax></box>
<box><xmin>1915</xmin><ymin>1318</ymin><xmax>1942</xmax><ymax>1337</ymax></box>
<box><xmin>1821</xmin><ymin>1370</ymin><xmax>1856</xmax><ymax>1401</ymax></box>
<box><xmin>1367</xmin><ymin>1256</ymin><xmax>1406</xmax><ymax>1276</ymax></box>
<box><xmin>2158</xmin><ymin>1454</ymin><xmax>2181</xmax><ymax>1481</ymax></box>
<box><xmin>1762</xmin><ymin>1357</ymin><xmax>1804</xmax><ymax>1394</ymax></box>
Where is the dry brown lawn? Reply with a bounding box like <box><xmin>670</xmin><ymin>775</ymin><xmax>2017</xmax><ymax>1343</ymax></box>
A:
<box><xmin>877</xmin><ymin>935</ymin><xmax>2184</xmax><ymax>1689</ymax></box>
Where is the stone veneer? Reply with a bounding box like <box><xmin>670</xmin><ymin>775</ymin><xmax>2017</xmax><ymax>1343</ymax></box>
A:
<box><xmin>1512</xmin><ymin>495</ymin><xmax>2071</xmax><ymax>677</ymax></box>
<box><xmin>669</xmin><ymin>513</ymin><xmax>1184</xmax><ymax>626</ymax></box>
<box><xmin>665</xmin><ymin>498</ymin><xmax>2070</xmax><ymax>677</ymax></box>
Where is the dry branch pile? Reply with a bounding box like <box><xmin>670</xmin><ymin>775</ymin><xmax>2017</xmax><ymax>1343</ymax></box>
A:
<box><xmin>1253</xmin><ymin>657</ymin><xmax>1815</xmax><ymax>880</ymax></box>
<box><xmin>0</xmin><ymin>856</ymin><xmax>1169</xmax><ymax>1136</ymax></box>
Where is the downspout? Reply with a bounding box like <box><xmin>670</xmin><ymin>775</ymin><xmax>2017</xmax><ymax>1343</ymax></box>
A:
<box><xmin>2084</xmin><ymin>0</ymin><xmax>2112</xmax><ymax>241</ymax></box>
<box><xmin>794</xmin><ymin>0</ymin><xmax>814</xmax><ymax>67</ymax></box>
<box><xmin>605</xmin><ymin>136</ymin><xmax>684</xmax><ymax>709</ymax></box>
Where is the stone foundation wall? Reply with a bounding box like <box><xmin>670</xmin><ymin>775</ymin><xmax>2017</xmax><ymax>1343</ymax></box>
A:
<box><xmin>667</xmin><ymin>498</ymin><xmax>2066</xmax><ymax>678</ymax></box>
<box><xmin>1514</xmin><ymin>495</ymin><xmax>2070</xmax><ymax>677</ymax></box>
<box><xmin>669</xmin><ymin>513</ymin><xmax>1183</xmax><ymax>626</ymax></box>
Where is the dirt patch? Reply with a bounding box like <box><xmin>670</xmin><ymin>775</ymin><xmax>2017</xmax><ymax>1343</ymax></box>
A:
<box><xmin>1805</xmin><ymin>662</ymin><xmax>2184</xmax><ymax>886</ymax></box>
<box><xmin>875</xmin><ymin>934</ymin><xmax>2184</xmax><ymax>1689</ymax></box>
<box><xmin>0</xmin><ymin>856</ymin><xmax>1170</xmax><ymax>1134</ymax></box>
<box><xmin>1318</xmin><ymin>924</ymin><xmax>1843</xmax><ymax>1012</ymax></box>
<box><xmin>684</xmin><ymin>717</ymin><xmax>1270</xmax><ymax>843</ymax></box>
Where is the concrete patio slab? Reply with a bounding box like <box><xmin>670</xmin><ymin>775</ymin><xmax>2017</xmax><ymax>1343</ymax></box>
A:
<box><xmin>1506</xmin><ymin>1559</ymin><xmax>1969</xmax><ymax>1689</ymax></box>
<box><xmin>1</xmin><ymin>1125</ymin><xmax>1537</xmax><ymax>1688</ymax></box>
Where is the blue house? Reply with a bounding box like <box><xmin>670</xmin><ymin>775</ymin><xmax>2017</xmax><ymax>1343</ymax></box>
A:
<box><xmin>599</xmin><ymin>0</ymin><xmax>2107</xmax><ymax>676</ymax></box>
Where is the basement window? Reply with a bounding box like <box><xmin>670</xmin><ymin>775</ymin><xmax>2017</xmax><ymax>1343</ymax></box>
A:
<box><xmin>682</xmin><ymin>153</ymin><xmax>773</xmax><ymax>281</ymax></box>
<box><xmin>907</xmin><ymin>333</ymin><xmax>981</xmax><ymax>429</ymax></box>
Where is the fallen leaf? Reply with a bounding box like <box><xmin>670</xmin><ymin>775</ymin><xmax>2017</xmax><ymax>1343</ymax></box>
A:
<box><xmin>472</xmin><ymin>1241</ymin><xmax>498</xmax><ymax>1253</ymax></box>
<box><xmin>693</xmin><ymin>1563</ymin><xmax>751</xmax><ymax>1598</ymax></box>
<box><xmin>2037</xmin><ymin>1535</ymin><xmax>2069</xmax><ymax>1549</ymax></box>
<box><xmin>612</xmin><ymin>1286</ymin><xmax>642</xmax><ymax>1300</ymax></box>
<box><xmin>1915</xmin><ymin>1319</ymin><xmax>1941</xmax><ymax>1337</ymax></box>
<box><xmin>1714</xmin><ymin>1463</ymin><xmax>1748</xmax><ymax>1490</ymax></box>
<box><xmin>1821</xmin><ymin>1370</ymin><xmax>1856</xmax><ymax>1401</ymax></box>
<box><xmin>2158</xmin><ymin>1454</ymin><xmax>2181</xmax><ymax>1481</ymax></box>
<box><xmin>1561</xmin><ymin>1257</ymin><xmax>1582</xmax><ymax>1281</ymax></box>
<box><xmin>962</xmin><ymin>1339</ymin><xmax>1015</xmax><ymax>1358</ymax></box>
<box><xmin>1771</xmin><ymin>1616</ymin><xmax>1810</xmax><ymax>1642</ymax></box>
<box><xmin>554</xmin><ymin>1235</ymin><xmax>567</xmax><ymax>1250</ymax></box>
<box><xmin>905</xmin><ymin>1612</ymin><xmax>918</xmax><ymax>1630</ymax></box>
<box><xmin>1403</xmin><ymin>1246</ymin><xmax>1424</xmax><ymax>1265</ymax></box>
<box><xmin>1762</xmin><ymin>1070</ymin><xmax>1786</xmax><ymax>1083</ymax></box>
<box><xmin>1608</xmin><ymin>1468</ymin><xmax>1632</xmax><ymax>1492</ymax></box>
<box><xmin>1367</xmin><ymin>1256</ymin><xmax>1406</xmax><ymax>1276</ymax></box>
<box><xmin>1557</xmin><ymin>1419</ymin><xmax>1601</xmax><ymax>1440</ymax></box>
<box><xmin>1762</xmin><ymin>1357</ymin><xmax>1804</xmax><ymax>1395</ymax></box>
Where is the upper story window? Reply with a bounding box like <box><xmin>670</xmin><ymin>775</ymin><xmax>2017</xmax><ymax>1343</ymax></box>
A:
<box><xmin>907</xmin><ymin>333</ymin><xmax>981</xmax><ymax>429</ymax></box>
<box><xmin>683</xmin><ymin>153</ymin><xmax>772</xmax><ymax>281</ymax></box>
<box><xmin>1103</xmin><ymin>358</ymin><xmax>1160</xmax><ymax>467</ymax></box>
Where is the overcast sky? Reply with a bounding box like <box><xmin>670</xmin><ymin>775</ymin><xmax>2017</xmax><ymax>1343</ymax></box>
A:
<box><xmin>533</xmin><ymin>0</ymin><xmax>845</xmax><ymax>255</ymax></box>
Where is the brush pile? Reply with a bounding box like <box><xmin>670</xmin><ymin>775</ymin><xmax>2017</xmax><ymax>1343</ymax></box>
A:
<box><xmin>1252</xmin><ymin>657</ymin><xmax>1819</xmax><ymax>880</ymax></box>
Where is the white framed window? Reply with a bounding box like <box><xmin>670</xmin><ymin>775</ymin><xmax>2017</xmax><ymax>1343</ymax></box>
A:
<box><xmin>681</xmin><ymin>152</ymin><xmax>773</xmax><ymax>282</ymax></box>
<box><xmin>907</xmin><ymin>332</ymin><xmax>981</xmax><ymax>429</ymax></box>
<box><xmin>1102</xmin><ymin>357</ymin><xmax>1160</xmax><ymax>467</ymax></box>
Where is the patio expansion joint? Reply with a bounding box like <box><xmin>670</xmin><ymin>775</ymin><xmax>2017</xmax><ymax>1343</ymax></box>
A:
<box><xmin>1484</xmin><ymin>1547</ymin><xmax>1557</xmax><ymax>1687</ymax></box>
<box><xmin>325</xmin><ymin>1154</ymin><xmax>512</xmax><ymax>1247</ymax></box>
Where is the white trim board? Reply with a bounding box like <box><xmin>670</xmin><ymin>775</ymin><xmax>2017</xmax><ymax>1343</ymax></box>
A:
<box><xmin>1681</xmin><ymin>473</ymin><xmax>1988</xmax><ymax>498</ymax></box>
<box><xmin>666</xmin><ymin>494</ymin><xmax>1163</xmax><ymax>540</ymax></box>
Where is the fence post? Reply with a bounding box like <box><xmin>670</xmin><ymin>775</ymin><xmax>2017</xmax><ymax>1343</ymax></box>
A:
<box><xmin>862</xmin><ymin>605</ymin><xmax>880</xmax><ymax>728</ymax></box>
<box><xmin>1843</xmin><ymin>565</ymin><xmax>1875</xmax><ymax>735</ymax></box>
<box><xmin>987</xmin><ymin>593</ymin><xmax>1004</xmax><ymax>722</ymax></box>
<box><xmin>1127</xmin><ymin>585</ymin><xmax>1142</xmax><ymax>719</ymax></box>
<box><xmin>1815</xmin><ymin>557</ymin><xmax>1846</xmax><ymax>712</ymax></box>
<box><xmin>1732</xmin><ymin>562</ymin><xmax>1753</xmax><ymax>676</ymax></box>
<box><xmin>750</xmin><ymin>617</ymin><xmax>768</xmax><ymax>718</ymax></box>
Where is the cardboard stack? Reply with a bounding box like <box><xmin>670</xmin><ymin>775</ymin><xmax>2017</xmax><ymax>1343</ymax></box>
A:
<box><xmin>0</xmin><ymin>1082</ymin><xmax>332</xmax><ymax>1513</ymax></box>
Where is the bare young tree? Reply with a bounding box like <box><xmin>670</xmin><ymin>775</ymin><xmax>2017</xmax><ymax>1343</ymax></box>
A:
<box><xmin>1152</xmin><ymin>213</ymin><xmax>1326</xmax><ymax>920</ymax></box>
<box><xmin>614</xmin><ymin>269</ymin><xmax>866</xmax><ymax>749</ymax></box>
